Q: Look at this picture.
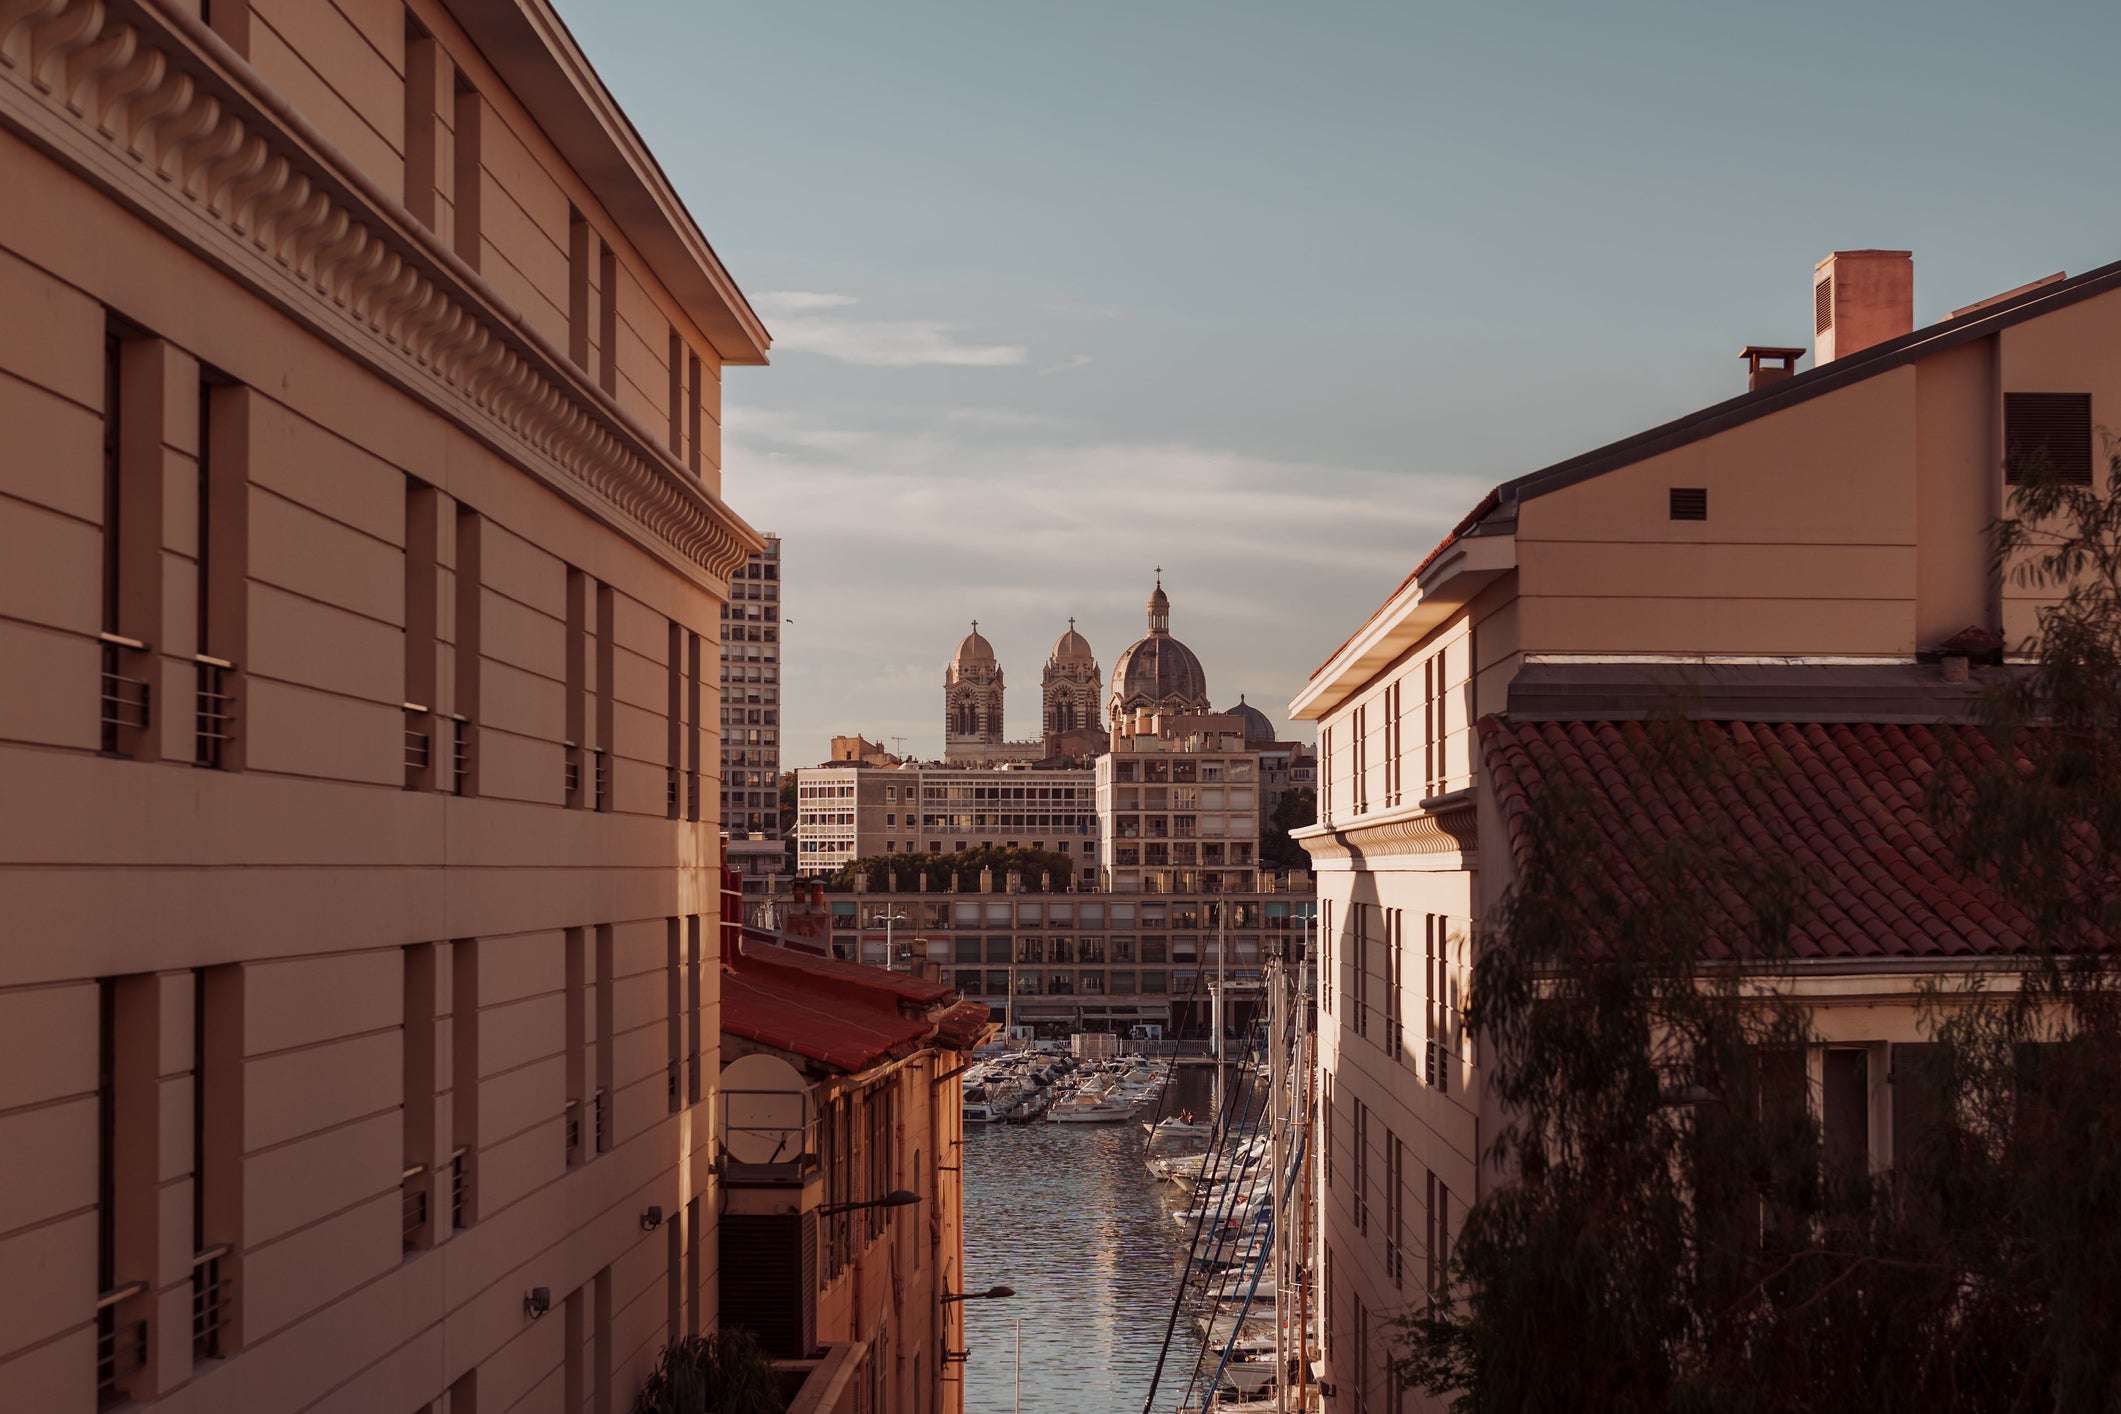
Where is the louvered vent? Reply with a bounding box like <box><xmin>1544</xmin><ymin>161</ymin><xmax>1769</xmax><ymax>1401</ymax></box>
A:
<box><xmin>1669</xmin><ymin>487</ymin><xmax>1708</xmax><ymax>521</ymax></box>
<box><xmin>1814</xmin><ymin>277</ymin><xmax>1833</xmax><ymax>334</ymax></box>
<box><xmin>2004</xmin><ymin>392</ymin><xmax>2092</xmax><ymax>485</ymax></box>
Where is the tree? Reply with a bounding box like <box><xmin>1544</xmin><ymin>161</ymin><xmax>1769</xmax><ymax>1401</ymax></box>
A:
<box><xmin>824</xmin><ymin>843</ymin><xmax>1079</xmax><ymax>894</ymax></box>
<box><xmin>630</xmin><ymin>1328</ymin><xmax>782</xmax><ymax>1414</ymax></box>
<box><xmin>1263</xmin><ymin>785</ymin><xmax>1316</xmax><ymax>872</ymax></box>
<box><xmin>1393</xmin><ymin>449</ymin><xmax>2121</xmax><ymax>1411</ymax></box>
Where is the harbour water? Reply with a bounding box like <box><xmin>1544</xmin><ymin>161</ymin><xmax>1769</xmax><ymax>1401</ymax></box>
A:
<box><xmin>959</xmin><ymin>1067</ymin><xmax>1225</xmax><ymax>1414</ymax></box>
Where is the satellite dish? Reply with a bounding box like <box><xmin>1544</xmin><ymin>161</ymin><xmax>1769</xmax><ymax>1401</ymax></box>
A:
<box><xmin>720</xmin><ymin>1052</ymin><xmax>811</xmax><ymax>1165</ymax></box>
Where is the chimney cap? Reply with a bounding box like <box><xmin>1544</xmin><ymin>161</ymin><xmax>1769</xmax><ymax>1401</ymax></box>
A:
<box><xmin>1739</xmin><ymin>345</ymin><xmax>1806</xmax><ymax>361</ymax></box>
<box><xmin>1814</xmin><ymin>249</ymin><xmax>1912</xmax><ymax>271</ymax></box>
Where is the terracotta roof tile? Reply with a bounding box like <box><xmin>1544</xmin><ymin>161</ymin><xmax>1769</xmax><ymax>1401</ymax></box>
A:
<box><xmin>1478</xmin><ymin>717</ymin><xmax>2076</xmax><ymax>961</ymax></box>
<box><xmin>721</xmin><ymin>940</ymin><xmax>981</xmax><ymax>1074</ymax></box>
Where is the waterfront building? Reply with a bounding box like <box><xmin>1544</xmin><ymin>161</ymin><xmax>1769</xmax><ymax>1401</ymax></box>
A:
<box><xmin>722</xmin><ymin>534</ymin><xmax>789</xmax><ymax>917</ymax></box>
<box><xmin>794</xmin><ymin>762</ymin><xmax>1101</xmax><ymax>887</ymax></box>
<box><xmin>822</xmin><ymin>879</ymin><xmax>1315</xmax><ymax>1036</ymax></box>
<box><xmin>0</xmin><ymin>2</ymin><xmax>768</xmax><ymax>1410</ymax></box>
<box><xmin>717</xmin><ymin>939</ymin><xmax>991</xmax><ymax>1414</ymax></box>
<box><xmin>1291</xmin><ymin>249</ymin><xmax>2121</xmax><ymax>1411</ymax></box>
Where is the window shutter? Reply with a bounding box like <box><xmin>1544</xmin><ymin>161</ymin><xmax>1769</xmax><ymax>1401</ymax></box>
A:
<box><xmin>2004</xmin><ymin>392</ymin><xmax>2092</xmax><ymax>485</ymax></box>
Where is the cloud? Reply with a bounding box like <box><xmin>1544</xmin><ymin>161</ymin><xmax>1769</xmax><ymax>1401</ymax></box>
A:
<box><xmin>724</xmin><ymin>402</ymin><xmax>1489</xmax><ymax>764</ymax></box>
<box><xmin>752</xmin><ymin>290</ymin><xmax>860</xmax><ymax>314</ymax></box>
<box><xmin>1037</xmin><ymin>354</ymin><xmax>1094</xmax><ymax>375</ymax></box>
<box><xmin>750</xmin><ymin>290</ymin><xmax>1028</xmax><ymax>368</ymax></box>
<box><xmin>773</xmin><ymin>317</ymin><xmax>1027</xmax><ymax>368</ymax></box>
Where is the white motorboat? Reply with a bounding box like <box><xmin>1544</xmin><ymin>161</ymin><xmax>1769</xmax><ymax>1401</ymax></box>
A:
<box><xmin>1047</xmin><ymin>1096</ymin><xmax>1135</xmax><ymax>1123</ymax></box>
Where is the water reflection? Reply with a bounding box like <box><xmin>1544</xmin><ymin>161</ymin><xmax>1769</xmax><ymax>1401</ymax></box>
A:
<box><xmin>960</xmin><ymin>1070</ymin><xmax>1222</xmax><ymax>1414</ymax></box>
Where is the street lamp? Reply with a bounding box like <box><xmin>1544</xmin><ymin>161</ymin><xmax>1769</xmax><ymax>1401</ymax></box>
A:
<box><xmin>816</xmin><ymin>1188</ymin><xmax>919</xmax><ymax>1218</ymax></box>
<box><xmin>940</xmin><ymin>1284</ymin><xmax>1015</xmax><ymax>1305</ymax></box>
<box><xmin>874</xmin><ymin>908</ymin><xmax>909</xmax><ymax>971</ymax></box>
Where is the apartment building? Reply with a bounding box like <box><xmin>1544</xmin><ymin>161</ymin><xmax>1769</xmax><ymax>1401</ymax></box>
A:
<box><xmin>0</xmin><ymin>2</ymin><xmax>765</xmax><ymax>1411</ymax></box>
<box><xmin>794</xmin><ymin>763</ymin><xmax>1102</xmax><ymax>885</ymax></box>
<box><xmin>720</xmin><ymin>534</ymin><xmax>787</xmax><ymax>912</ymax></box>
<box><xmin>822</xmin><ymin>885</ymin><xmax>1315</xmax><ymax>1035</ymax></box>
<box><xmin>1291</xmin><ymin>249</ymin><xmax>2121</xmax><ymax>1411</ymax></box>
<box><xmin>718</xmin><ymin>941</ymin><xmax>991</xmax><ymax>1414</ymax></box>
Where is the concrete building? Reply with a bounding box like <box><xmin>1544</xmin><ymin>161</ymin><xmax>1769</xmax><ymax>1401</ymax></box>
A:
<box><xmin>0</xmin><ymin>2</ymin><xmax>767</xmax><ymax>1411</ymax></box>
<box><xmin>1291</xmin><ymin>248</ymin><xmax>2121</xmax><ymax>1412</ymax></box>
<box><xmin>823</xmin><ymin>884</ymin><xmax>1315</xmax><ymax>1036</ymax></box>
<box><xmin>717</xmin><ymin>940</ymin><xmax>991</xmax><ymax>1414</ymax></box>
<box><xmin>721</xmin><ymin>534</ymin><xmax>787</xmax><ymax>915</ymax></box>
<box><xmin>794</xmin><ymin>763</ymin><xmax>1101</xmax><ymax>887</ymax></box>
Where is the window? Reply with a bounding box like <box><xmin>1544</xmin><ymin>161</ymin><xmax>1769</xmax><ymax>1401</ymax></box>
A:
<box><xmin>1383</xmin><ymin>681</ymin><xmax>1402</xmax><ymax>807</ymax></box>
<box><xmin>1353</xmin><ymin>1096</ymin><xmax>1369</xmax><ymax>1234</ymax></box>
<box><xmin>2004</xmin><ymin>392</ymin><xmax>2093</xmax><ymax>485</ymax></box>
<box><xmin>1386</xmin><ymin>1131</ymin><xmax>1404</xmax><ymax>1289</ymax></box>
<box><xmin>1352</xmin><ymin>705</ymin><xmax>1368</xmax><ymax>814</ymax></box>
<box><xmin>1353</xmin><ymin>904</ymin><xmax>1370</xmax><ymax>1038</ymax></box>
<box><xmin>1426</xmin><ymin>1170</ymin><xmax>1450</xmax><ymax>1297</ymax></box>
<box><xmin>1385</xmin><ymin>909</ymin><xmax>1404</xmax><ymax>1061</ymax></box>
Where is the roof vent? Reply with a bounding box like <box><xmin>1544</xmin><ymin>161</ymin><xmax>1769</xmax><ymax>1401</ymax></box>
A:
<box><xmin>1813</xmin><ymin>251</ymin><xmax>1913</xmax><ymax>366</ymax></box>
<box><xmin>1740</xmin><ymin>346</ymin><xmax>1805</xmax><ymax>392</ymax></box>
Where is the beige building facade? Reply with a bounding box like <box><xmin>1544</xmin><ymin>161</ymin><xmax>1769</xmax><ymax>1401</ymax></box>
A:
<box><xmin>1292</xmin><ymin>249</ymin><xmax>2119</xmax><ymax>1411</ymax></box>
<box><xmin>793</xmin><ymin>764</ymin><xmax>1100</xmax><ymax>886</ymax></box>
<box><xmin>0</xmin><ymin>2</ymin><xmax>767</xmax><ymax>1412</ymax></box>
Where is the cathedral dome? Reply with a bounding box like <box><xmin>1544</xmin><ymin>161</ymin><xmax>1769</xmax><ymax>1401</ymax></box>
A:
<box><xmin>1110</xmin><ymin>576</ymin><xmax>1209</xmax><ymax>715</ymax></box>
<box><xmin>1048</xmin><ymin>618</ymin><xmax>1095</xmax><ymax>668</ymax></box>
<box><xmin>1226</xmin><ymin>695</ymin><xmax>1277</xmax><ymax>744</ymax></box>
<box><xmin>952</xmin><ymin>622</ymin><xmax>996</xmax><ymax>668</ymax></box>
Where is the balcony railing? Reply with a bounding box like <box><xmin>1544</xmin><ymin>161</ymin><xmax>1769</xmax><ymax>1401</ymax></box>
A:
<box><xmin>564</xmin><ymin>1099</ymin><xmax>582</xmax><ymax>1159</ymax></box>
<box><xmin>403</xmin><ymin>704</ymin><xmax>431</xmax><ymax>790</ymax></box>
<box><xmin>98</xmin><ymin>634</ymin><xmax>151</xmax><ymax>754</ymax></box>
<box><xmin>95</xmin><ymin>1282</ymin><xmax>147</xmax><ymax>1405</ymax></box>
<box><xmin>593</xmin><ymin>1087</ymin><xmax>611</xmax><ymax>1153</ymax></box>
<box><xmin>401</xmin><ymin>1164</ymin><xmax>429</xmax><ymax>1250</ymax></box>
<box><xmin>564</xmin><ymin>742</ymin><xmax>582</xmax><ymax>805</ymax></box>
<box><xmin>190</xmin><ymin>1244</ymin><xmax>234</xmax><ymax>1361</ymax></box>
<box><xmin>193</xmin><ymin>656</ymin><xmax>236</xmax><ymax>768</ymax></box>
<box><xmin>591</xmin><ymin>748</ymin><xmax>610</xmax><ymax>811</ymax></box>
<box><xmin>448</xmin><ymin>714</ymin><xmax>471</xmax><ymax>795</ymax></box>
<box><xmin>450</xmin><ymin>1146</ymin><xmax>471</xmax><ymax>1229</ymax></box>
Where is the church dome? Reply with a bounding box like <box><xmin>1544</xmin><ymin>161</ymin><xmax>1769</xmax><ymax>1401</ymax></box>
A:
<box><xmin>1110</xmin><ymin>576</ymin><xmax>1209</xmax><ymax>714</ymax></box>
<box><xmin>952</xmin><ymin>622</ymin><xmax>996</xmax><ymax>668</ymax></box>
<box><xmin>1226</xmin><ymin>695</ymin><xmax>1277</xmax><ymax>744</ymax></box>
<box><xmin>1049</xmin><ymin>618</ymin><xmax>1095</xmax><ymax>668</ymax></box>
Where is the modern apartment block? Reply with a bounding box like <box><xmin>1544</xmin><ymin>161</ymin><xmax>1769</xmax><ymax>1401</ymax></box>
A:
<box><xmin>1291</xmin><ymin>249</ymin><xmax>2121</xmax><ymax>1412</ymax></box>
<box><xmin>0</xmin><ymin>2</ymin><xmax>766</xmax><ymax>1411</ymax></box>
<box><xmin>821</xmin><ymin>885</ymin><xmax>1315</xmax><ymax>1035</ymax></box>
<box><xmin>794</xmin><ymin>763</ymin><xmax>1101</xmax><ymax>886</ymax></box>
<box><xmin>720</xmin><ymin>534</ymin><xmax>787</xmax><ymax>913</ymax></box>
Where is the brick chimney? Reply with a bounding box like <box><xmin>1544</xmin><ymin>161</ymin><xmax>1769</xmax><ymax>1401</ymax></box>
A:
<box><xmin>1814</xmin><ymin>251</ymin><xmax>1912</xmax><ymax>365</ymax></box>
<box><xmin>1740</xmin><ymin>346</ymin><xmax>1805</xmax><ymax>391</ymax></box>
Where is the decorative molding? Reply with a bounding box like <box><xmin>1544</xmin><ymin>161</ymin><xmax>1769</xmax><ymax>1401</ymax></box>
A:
<box><xmin>0</xmin><ymin>0</ymin><xmax>761</xmax><ymax>580</ymax></box>
<box><xmin>1301</xmin><ymin>805</ymin><xmax>1477</xmax><ymax>865</ymax></box>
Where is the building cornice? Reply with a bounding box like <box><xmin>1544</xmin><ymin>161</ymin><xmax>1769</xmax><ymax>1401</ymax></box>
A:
<box><xmin>0</xmin><ymin>0</ymin><xmax>762</xmax><ymax>582</ymax></box>
<box><xmin>1295</xmin><ymin>797</ymin><xmax>1478</xmax><ymax>866</ymax></box>
<box><xmin>445</xmin><ymin>0</ymin><xmax>771</xmax><ymax>365</ymax></box>
<box><xmin>1290</xmin><ymin>531</ymin><xmax>1514</xmax><ymax>723</ymax></box>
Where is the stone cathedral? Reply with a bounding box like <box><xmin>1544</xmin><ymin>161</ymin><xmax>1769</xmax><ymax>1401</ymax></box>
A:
<box><xmin>943</xmin><ymin>578</ymin><xmax>1219</xmax><ymax>765</ymax></box>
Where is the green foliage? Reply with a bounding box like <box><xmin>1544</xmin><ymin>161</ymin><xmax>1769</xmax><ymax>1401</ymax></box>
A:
<box><xmin>824</xmin><ymin>843</ymin><xmax>1078</xmax><ymax>893</ymax></box>
<box><xmin>1262</xmin><ymin>786</ymin><xmax>1316</xmax><ymax>872</ymax></box>
<box><xmin>630</xmin><ymin>1328</ymin><xmax>783</xmax><ymax>1414</ymax></box>
<box><xmin>1394</xmin><ymin>451</ymin><xmax>2121</xmax><ymax>1411</ymax></box>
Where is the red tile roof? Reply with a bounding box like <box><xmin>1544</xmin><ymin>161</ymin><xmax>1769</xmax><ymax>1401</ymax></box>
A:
<box><xmin>721</xmin><ymin>939</ymin><xmax>987</xmax><ymax>1073</ymax></box>
<box><xmin>1479</xmin><ymin>717</ymin><xmax>2057</xmax><ymax>960</ymax></box>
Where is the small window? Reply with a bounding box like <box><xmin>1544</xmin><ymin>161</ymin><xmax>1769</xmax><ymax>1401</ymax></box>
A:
<box><xmin>1669</xmin><ymin>487</ymin><xmax>1708</xmax><ymax>521</ymax></box>
<box><xmin>2004</xmin><ymin>392</ymin><xmax>2092</xmax><ymax>485</ymax></box>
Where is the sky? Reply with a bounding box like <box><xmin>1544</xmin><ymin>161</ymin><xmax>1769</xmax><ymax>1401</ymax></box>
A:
<box><xmin>554</xmin><ymin>0</ymin><xmax>2121</xmax><ymax>766</ymax></box>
